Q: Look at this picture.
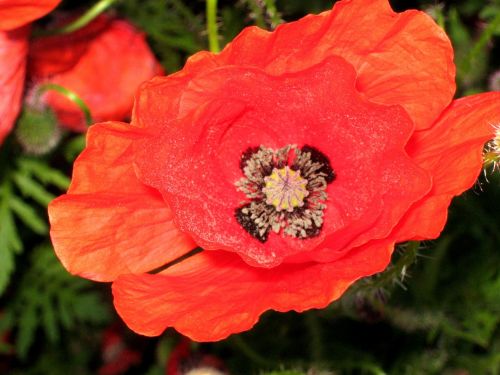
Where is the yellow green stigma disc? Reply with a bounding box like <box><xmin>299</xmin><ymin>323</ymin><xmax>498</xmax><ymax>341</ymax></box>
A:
<box><xmin>262</xmin><ymin>166</ymin><xmax>309</xmax><ymax>212</ymax></box>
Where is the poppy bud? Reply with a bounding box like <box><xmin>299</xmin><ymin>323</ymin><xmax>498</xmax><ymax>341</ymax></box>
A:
<box><xmin>14</xmin><ymin>106</ymin><xmax>61</xmax><ymax>155</ymax></box>
<box><xmin>484</xmin><ymin>125</ymin><xmax>500</xmax><ymax>171</ymax></box>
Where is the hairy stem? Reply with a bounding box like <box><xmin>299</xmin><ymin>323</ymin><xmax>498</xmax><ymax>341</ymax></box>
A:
<box><xmin>36</xmin><ymin>0</ymin><xmax>119</xmax><ymax>36</ymax></box>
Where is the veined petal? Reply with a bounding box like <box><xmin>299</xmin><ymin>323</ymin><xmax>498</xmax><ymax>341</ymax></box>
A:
<box><xmin>48</xmin><ymin>122</ymin><xmax>195</xmax><ymax>282</ymax></box>
<box><xmin>393</xmin><ymin>92</ymin><xmax>500</xmax><ymax>240</ymax></box>
<box><xmin>112</xmin><ymin>239</ymin><xmax>393</xmax><ymax>341</ymax></box>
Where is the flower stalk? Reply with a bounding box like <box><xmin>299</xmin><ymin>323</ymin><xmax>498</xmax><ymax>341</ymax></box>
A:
<box><xmin>36</xmin><ymin>83</ymin><xmax>93</xmax><ymax>126</ymax></box>
<box><xmin>206</xmin><ymin>0</ymin><xmax>220</xmax><ymax>53</ymax></box>
<box><xmin>35</xmin><ymin>0</ymin><xmax>119</xmax><ymax>36</ymax></box>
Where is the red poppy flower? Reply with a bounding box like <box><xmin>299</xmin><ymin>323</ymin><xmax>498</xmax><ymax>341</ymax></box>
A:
<box><xmin>166</xmin><ymin>338</ymin><xmax>226</xmax><ymax>375</ymax></box>
<box><xmin>0</xmin><ymin>0</ymin><xmax>61</xmax><ymax>145</ymax></box>
<box><xmin>98</xmin><ymin>324</ymin><xmax>141</xmax><ymax>375</ymax></box>
<box><xmin>48</xmin><ymin>0</ymin><xmax>500</xmax><ymax>341</ymax></box>
<box><xmin>29</xmin><ymin>15</ymin><xmax>163</xmax><ymax>132</ymax></box>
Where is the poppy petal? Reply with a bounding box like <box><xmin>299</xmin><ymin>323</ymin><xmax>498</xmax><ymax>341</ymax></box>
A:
<box><xmin>112</xmin><ymin>239</ymin><xmax>393</xmax><ymax>341</ymax></box>
<box><xmin>0</xmin><ymin>0</ymin><xmax>61</xmax><ymax>31</ymax></box>
<box><xmin>48</xmin><ymin>122</ymin><xmax>195</xmax><ymax>282</ymax></box>
<box><xmin>0</xmin><ymin>28</ymin><xmax>28</xmax><ymax>144</ymax></box>
<box><xmin>31</xmin><ymin>18</ymin><xmax>163</xmax><ymax>131</ymax></box>
<box><xmin>216</xmin><ymin>0</ymin><xmax>455</xmax><ymax>130</ymax></box>
<box><xmin>393</xmin><ymin>92</ymin><xmax>500</xmax><ymax>240</ymax></box>
<box><xmin>133</xmin><ymin>0</ymin><xmax>454</xmax><ymax>133</ymax></box>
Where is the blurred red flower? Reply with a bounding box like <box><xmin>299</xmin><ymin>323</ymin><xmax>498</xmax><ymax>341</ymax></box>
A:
<box><xmin>0</xmin><ymin>0</ymin><xmax>61</xmax><ymax>144</ymax></box>
<box><xmin>166</xmin><ymin>338</ymin><xmax>226</xmax><ymax>375</ymax></box>
<box><xmin>29</xmin><ymin>15</ymin><xmax>163</xmax><ymax>132</ymax></box>
<box><xmin>0</xmin><ymin>0</ymin><xmax>60</xmax><ymax>31</ymax></box>
<box><xmin>98</xmin><ymin>325</ymin><xmax>141</xmax><ymax>375</ymax></box>
<box><xmin>49</xmin><ymin>0</ymin><xmax>500</xmax><ymax>341</ymax></box>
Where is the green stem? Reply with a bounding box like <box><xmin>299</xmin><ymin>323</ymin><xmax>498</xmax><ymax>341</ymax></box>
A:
<box><xmin>463</xmin><ymin>10</ymin><xmax>500</xmax><ymax>74</ymax></box>
<box><xmin>305</xmin><ymin>311</ymin><xmax>323</xmax><ymax>364</ymax></box>
<box><xmin>437</xmin><ymin>11</ymin><xmax>446</xmax><ymax>30</ymax></box>
<box><xmin>352</xmin><ymin>241</ymin><xmax>420</xmax><ymax>293</ymax></box>
<box><xmin>230</xmin><ymin>335</ymin><xmax>271</xmax><ymax>367</ymax></box>
<box><xmin>206</xmin><ymin>0</ymin><xmax>220</xmax><ymax>53</ymax></box>
<box><xmin>37</xmin><ymin>0</ymin><xmax>119</xmax><ymax>36</ymax></box>
<box><xmin>36</xmin><ymin>84</ymin><xmax>93</xmax><ymax>126</ymax></box>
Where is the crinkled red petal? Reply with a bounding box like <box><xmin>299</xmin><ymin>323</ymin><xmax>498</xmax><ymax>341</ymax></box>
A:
<box><xmin>28</xmin><ymin>14</ymin><xmax>112</xmax><ymax>78</ymax></box>
<box><xmin>219</xmin><ymin>0</ymin><xmax>455</xmax><ymax>130</ymax></box>
<box><xmin>134</xmin><ymin>57</ymin><xmax>430</xmax><ymax>267</ymax></box>
<box><xmin>392</xmin><ymin>92</ymin><xmax>500</xmax><ymax>240</ymax></box>
<box><xmin>112</xmin><ymin>239</ymin><xmax>393</xmax><ymax>341</ymax></box>
<box><xmin>48</xmin><ymin>122</ymin><xmax>195</xmax><ymax>282</ymax></box>
<box><xmin>33</xmin><ymin>18</ymin><xmax>163</xmax><ymax>132</ymax></box>
<box><xmin>132</xmin><ymin>0</ymin><xmax>454</xmax><ymax>132</ymax></box>
<box><xmin>0</xmin><ymin>0</ymin><xmax>61</xmax><ymax>31</ymax></box>
<box><xmin>0</xmin><ymin>27</ymin><xmax>28</xmax><ymax>144</ymax></box>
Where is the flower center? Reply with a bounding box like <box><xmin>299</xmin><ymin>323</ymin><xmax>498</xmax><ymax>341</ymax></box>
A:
<box><xmin>263</xmin><ymin>167</ymin><xmax>309</xmax><ymax>212</ymax></box>
<box><xmin>235</xmin><ymin>145</ymin><xmax>335</xmax><ymax>242</ymax></box>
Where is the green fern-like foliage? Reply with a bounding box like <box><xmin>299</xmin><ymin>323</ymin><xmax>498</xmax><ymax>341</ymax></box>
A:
<box><xmin>0</xmin><ymin>244</ymin><xmax>111</xmax><ymax>359</ymax></box>
<box><xmin>0</xmin><ymin>145</ymin><xmax>70</xmax><ymax>296</ymax></box>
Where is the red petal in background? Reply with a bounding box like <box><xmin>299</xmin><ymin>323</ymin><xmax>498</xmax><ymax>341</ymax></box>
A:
<box><xmin>0</xmin><ymin>27</ymin><xmax>28</xmax><ymax>145</ymax></box>
<box><xmin>30</xmin><ymin>17</ymin><xmax>163</xmax><ymax>132</ymax></box>
<box><xmin>28</xmin><ymin>14</ymin><xmax>112</xmax><ymax>78</ymax></box>
<box><xmin>48</xmin><ymin>122</ymin><xmax>195</xmax><ymax>282</ymax></box>
<box><xmin>0</xmin><ymin>0</ymin><xmax>61</xmax><ymax>31</ymax></box>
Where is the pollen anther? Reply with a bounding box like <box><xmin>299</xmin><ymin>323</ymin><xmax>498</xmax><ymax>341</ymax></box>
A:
<box><xmin>235</xmin><ymin>145</ymin><xmax>335</xmax><ymax>242</ymax></box>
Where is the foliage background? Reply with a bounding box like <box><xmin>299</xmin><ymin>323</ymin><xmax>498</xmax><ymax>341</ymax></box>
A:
<box><xmin>0</xmin><ymin>0</ymin><xmax>499</xmax><ymax>374</ymax></box>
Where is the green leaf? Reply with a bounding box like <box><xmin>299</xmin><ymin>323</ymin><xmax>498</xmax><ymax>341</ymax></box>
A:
<box><xmin>41</xmin><ymin>296</ymin><xmax>59</xmax><ymax>343</ymax></box>
<box><xmin>4</xmin><ymin>245</ymin><xmax>111</xmax><ymax>359</ymax></box>
<box><xmin>12</xmin><ymin>172</ymin><xmax>55</xmax><ymax>206</ymax></box>
<box><xmin>0</xmin><ymin>180</ymin><xmax>23</xmax><ymax>295</ymax></box>
<box><xmin>16</xmin><ymin>303</ymin><xmax>38</xmax><ymax>359</ymax></box>
<box><xmin>63</xmin><ymin>134</ymin><xmax>86</xmax><ymax>162</ymax></box>
<box><xmin>18</xmin><ymin>158</ymin><xmax>70</xmax><ymax>191</ymax></box>
<box><xmin>9</xmin><ymin>196</ymin><xmax>48</xmax><ymax>234</ymax></box>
